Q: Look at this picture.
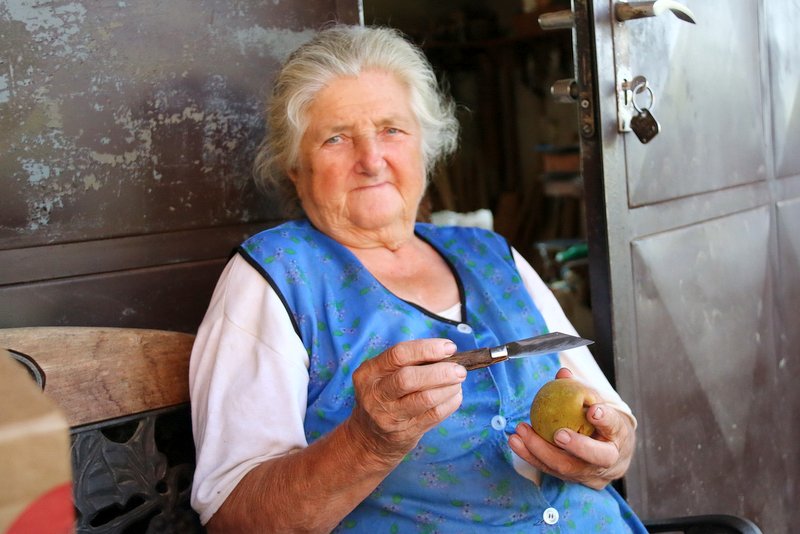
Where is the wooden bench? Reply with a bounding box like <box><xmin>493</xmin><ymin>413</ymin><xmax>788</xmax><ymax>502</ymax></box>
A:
<box><xmin>1</xmin><ymin>326</ymin><xmax>762</xmax><ymax>534</ymax></box>
<box><xmin>1</xmin><ymin>327</ymin><xmax>204</xmax><ymax>533</ymax></box>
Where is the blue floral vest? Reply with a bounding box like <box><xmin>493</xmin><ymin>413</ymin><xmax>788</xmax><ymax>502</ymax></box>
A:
<box><xmin>239</xmin><ymin>219</ymin><xmax>645</xmax><ymax>533</ymax></box>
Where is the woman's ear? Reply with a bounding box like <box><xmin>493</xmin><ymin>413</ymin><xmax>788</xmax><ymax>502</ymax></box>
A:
<box><xmin>287</xmin><ymin>168</ymin><xmax>304</xmax><ymax>202</ymax></box>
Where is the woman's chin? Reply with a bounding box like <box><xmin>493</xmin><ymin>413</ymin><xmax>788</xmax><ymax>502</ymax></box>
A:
<box><xmin>349</xmin><ymin>209</ymin><xmax>406</xmax><ymax>231</ymax></box>
<box><xmin>347</xmin><ymin>196</ymin><xmax>412</xmax><ymax>231</ymax></box>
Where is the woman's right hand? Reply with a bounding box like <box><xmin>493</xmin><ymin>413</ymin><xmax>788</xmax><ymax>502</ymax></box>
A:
<box><xmin>206</xmin><ymin>339</ymin><xmax>465</xmax><ymax>533</ymax></box>
<box><xmin>348</xmin><ymin>338</ymin><xmax>467</xmax><ymax>467</ymax></box>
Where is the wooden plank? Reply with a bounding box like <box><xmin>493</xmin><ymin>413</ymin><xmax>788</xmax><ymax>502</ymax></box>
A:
<box><xmin>0</xmin><ymin>327</ymin><xmax>195</xmax><ymax>428</ymax></box>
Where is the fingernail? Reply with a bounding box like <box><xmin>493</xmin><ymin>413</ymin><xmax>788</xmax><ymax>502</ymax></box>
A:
<box><xmin>443</xmin><ymin>340</ymin><xmax>457</xmax><ymax>353</ymax></box>
<box><xmin>555</xmin><ymin>430</ymin><xmax>571</xmax><ymax>445</ymax></box>
<box><xmin>454</xmin><ymin>365</ymin><xmax>467</xmax><ymax>378</ymax></box>
<box><xmin>592</xmin><ymin>406</ymin><xmax>604</xmax><ymax>421</ymax></box>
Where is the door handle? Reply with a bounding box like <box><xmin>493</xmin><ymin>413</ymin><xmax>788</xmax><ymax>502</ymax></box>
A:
<box><xmin>615</xmin><ymin>0</ymin><xmax>696</xmax><ymax>24</ymax></box>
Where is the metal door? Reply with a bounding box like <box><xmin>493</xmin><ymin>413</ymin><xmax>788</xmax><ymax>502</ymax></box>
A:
<box><xmin>568</xmin><ymin>1</ymin><xmax>800</xmax><ymax>530</ymax></box>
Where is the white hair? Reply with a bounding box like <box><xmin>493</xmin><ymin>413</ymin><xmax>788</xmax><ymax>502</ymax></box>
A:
<box><xmin>253</xmin><ymin>24</ymin><xmax>460</xmax><ymax>213</ymax></box>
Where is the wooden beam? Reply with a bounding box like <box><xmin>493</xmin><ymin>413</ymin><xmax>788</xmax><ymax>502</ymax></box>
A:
<box><xmin>1</xmin><ymin>327</ymin><xmax>195</xmax><ymax>428</ymax></box>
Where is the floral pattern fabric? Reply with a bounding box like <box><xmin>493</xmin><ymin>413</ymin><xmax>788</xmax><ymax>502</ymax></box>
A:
<box><xmin>239</xmin><ymin>219</ymin><xmax>646</xmax><ymax>533</ymax></box>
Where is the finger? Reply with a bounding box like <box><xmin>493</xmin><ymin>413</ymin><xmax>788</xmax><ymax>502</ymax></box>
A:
<box><xmin>367</xmin><ymin>383</ymin><xmax>464</xmax><ymax>440</ymax></box>
<box><xmin>392</xmin><ymin>382</ymin><xmax>464</xmax><ymax>419</ymax></box>
<box><xmin>587</xmin><ymin>404</ymin><xmax>636</xmax><ymax>472</ymax></box>
<box><xmin>508</xmin><ymin>427</ymin><xmax>547</xmax><ymax>472</ymax></box>
<box><xmin>509</xmin><ymin>428</ymin><xmax>608</xmax><ymax>490</ymax></box>
<box><xmin>586</xmin><ymin>404</ymin><xmax>624</xmax><ymax>439</ymax></box>
<box><xmin>382</xmin><ymin>339</ymin><xmax>457</xmax><ymax>370</ymax></box>
<box><xmin>383</xmin><ymin>361</ymin><xmax>466</xmax><ymax>399</ymax></box>
<box><xmin>555</xmin><ymin>367</ymin><xmax>573</xmax><ymax>379</ymax></box>
<box><xmin>353</xmin><ymin>339</ymin><xmax>460</xmax><ymax>400</ymax></box>
<box><xmin>508</xmin><ymin>423</ymin><xmax>563</xmax><ymax>473</ymax></box>
<box><xmin>407</xmin><ymin>385</ymin><xmax>463</xmax><ymax>429</ymax></box>
<box><xmin>510</xmin><ymin>423</ymin><xmax>596</xmax><ymax>480</ymax></box>
<box><xmin>552</xmin><ymin>429</ymin><xmax>620</xmax><ymax>468</ymax></box>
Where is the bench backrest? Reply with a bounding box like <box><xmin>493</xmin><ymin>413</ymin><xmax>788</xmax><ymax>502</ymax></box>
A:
<box><xmin>1</xmin><ymin>327</ymin><xmax>203</xmax><ymax>533</ymax></box>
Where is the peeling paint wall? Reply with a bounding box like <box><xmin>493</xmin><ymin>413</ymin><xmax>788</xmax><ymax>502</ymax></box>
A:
<box><xmin>0</xmin><ymin>0</ymin><xmax>359</xmax><ymax>330</ymax></box>
<box><xmin>0</xmin><ymin>0</ymin><xmax>330</xmax><ymax>244</ymax></box>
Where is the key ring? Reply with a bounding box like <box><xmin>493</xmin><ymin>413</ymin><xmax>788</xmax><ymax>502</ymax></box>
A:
<box><xmin>632</xmin><ymin>83</ymin><xmax>656</xmax><ymax>113</ymax></box>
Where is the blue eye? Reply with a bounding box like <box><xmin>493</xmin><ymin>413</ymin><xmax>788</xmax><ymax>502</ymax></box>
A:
<box><xmin>386</xmin><ymin>128</ymin><xmax>400</xmax><ymax>135</ymax></box>
<box><xmin>325</xmin><ymin>135</ymin><xmax>342</xmax><ymax>144</ymax></box>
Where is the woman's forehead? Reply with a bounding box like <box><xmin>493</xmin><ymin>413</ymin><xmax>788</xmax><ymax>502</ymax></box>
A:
<box><xmin>316</xmin><ymin>70</ymin><xmax>409</xmax><ymax>102</ymax></box>
<box><xmin>304</xmin><ymin>71</ymin><xmax>416</xmax><ymax>128</ymax></box>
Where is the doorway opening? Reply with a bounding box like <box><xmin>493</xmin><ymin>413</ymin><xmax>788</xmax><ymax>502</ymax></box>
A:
<box><xmin>364</xmin><ymin>0</ymin><xmax>592</xmax><ymax>339</ymax></box>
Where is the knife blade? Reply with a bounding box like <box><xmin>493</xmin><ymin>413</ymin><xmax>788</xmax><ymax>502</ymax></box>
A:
<box><xmin>441</xmin><ymin>332</ymin><xmax>593</xmax><ymax>371</ymax></box>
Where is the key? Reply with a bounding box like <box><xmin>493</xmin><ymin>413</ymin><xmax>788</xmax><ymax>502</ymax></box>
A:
<box><xmin>630</xmin><ymin>108</ymin><xmax>660</xmax><ymax>144</ymax></box>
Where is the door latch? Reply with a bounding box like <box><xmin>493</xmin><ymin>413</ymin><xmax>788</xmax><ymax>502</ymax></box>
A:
<box><xmin>618</xmin><ymin>74</ymin><xmax>660</xmax><ymax>143</ymax></box>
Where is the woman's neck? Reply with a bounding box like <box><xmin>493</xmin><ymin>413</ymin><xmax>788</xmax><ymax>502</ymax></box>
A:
<box><xmin>316</xmin><ymin>217</ymin><xmax>417</xmax><ymax>252</ymax></box>
<box><xmin>346</xmin><ymin>235</ymin><xmax>461</xmax><ymax>313</ymax></box>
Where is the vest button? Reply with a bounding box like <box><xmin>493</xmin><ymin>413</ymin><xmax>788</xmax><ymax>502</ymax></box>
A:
<box><xmin>490</xmin><ymin>415</ymin><xmax>506</xmax><ymax>430</ymax></box>
<box><xmin>456</xmin><ymin>323</ymin><xmax>473</xmax><ymax>334</ymax></box>
<box><xmin>542</xmin><ymin>507</ymin><xmax>559</xmax><ymax>525</ymax></box>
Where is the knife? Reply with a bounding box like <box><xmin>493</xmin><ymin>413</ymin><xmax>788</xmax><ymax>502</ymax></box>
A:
<box><xmin>441</xmin><ymin>332</ymin><xmax>593</xmax><ymax>371</ymax></box>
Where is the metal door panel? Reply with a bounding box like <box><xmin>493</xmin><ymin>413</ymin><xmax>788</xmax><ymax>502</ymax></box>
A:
<box><xmin>631</xmin><ymin>207</ymin><xmax>772</xmax><ymax>516</ymax></box>
<box><xmin>776</xmin><ymin>198</ymin><xmax>800</xmax><ymax>515</ymax></box>
<box><xmin>777</xmin><ymin>198</ymin><xmax>800</xmax><ymax>350</ymax></box>
<box><xmin>768</xmin><ymin>2</ymin><xmax>800</xmax><ymax>179</ymax></box>
<box><xmin>620</xmin><ymin>0</ymin><xmax>767</xmax><ymax>207</ymax></box>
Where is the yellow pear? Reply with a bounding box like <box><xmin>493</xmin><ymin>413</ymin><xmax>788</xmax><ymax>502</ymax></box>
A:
<box><xmin>530</xmin><ymin>378</ymin><xmax>597</xmax><ymax>444</ymax></box>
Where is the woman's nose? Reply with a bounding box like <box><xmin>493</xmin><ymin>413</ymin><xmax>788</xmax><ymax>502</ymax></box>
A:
<box><xmin>354</xmin><ymin>136</ymin><xmax>386</xmax><ymax>175</ymax></box>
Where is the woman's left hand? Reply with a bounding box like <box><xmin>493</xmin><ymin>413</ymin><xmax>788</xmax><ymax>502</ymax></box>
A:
<box><xmin>508</xmin><ymin>368</ymin><xmax>635</xmax><ymax>490</ymax></box>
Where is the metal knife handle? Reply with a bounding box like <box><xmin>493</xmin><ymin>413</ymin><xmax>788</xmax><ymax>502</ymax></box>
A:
<box><xmin>441</xmin><ymin>346</ymin><xmax>509</xmax><ymax>371</ymax></box>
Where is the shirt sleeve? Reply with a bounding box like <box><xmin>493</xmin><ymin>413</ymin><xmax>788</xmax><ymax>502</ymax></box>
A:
<box><xmin>189</xmin><ymin>254</ymin><xmax>311</xmax><ymax>525</ymax></box>
<box><xmin>512</xmin><ymin>248</ymin><xmax>636</xmax><ymax>424</ymax></box>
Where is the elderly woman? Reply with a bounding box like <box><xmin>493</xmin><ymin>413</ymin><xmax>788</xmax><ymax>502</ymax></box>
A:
<box><xmin>190</xmin><ymin>25</ymin><xmax>645</xmax><ymax>533</ymax></box>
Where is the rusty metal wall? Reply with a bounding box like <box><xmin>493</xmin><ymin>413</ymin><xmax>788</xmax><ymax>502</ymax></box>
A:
<box><xmin>0</xmin><ymin>0</ymin><xmax>360</xmax><ymax>332</ymax></box>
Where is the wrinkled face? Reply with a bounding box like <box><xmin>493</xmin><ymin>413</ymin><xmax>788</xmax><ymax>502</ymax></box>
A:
<box><xmin>289</xmin><ymin>69</ymin><xmax>426</xmax><ymax>241</ymax></box>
